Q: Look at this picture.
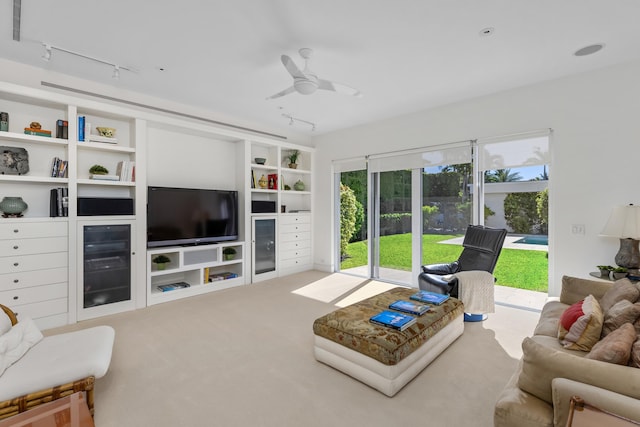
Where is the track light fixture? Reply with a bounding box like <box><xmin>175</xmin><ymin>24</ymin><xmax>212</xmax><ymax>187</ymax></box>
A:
<box><xmin>282</xmin><ymin>114</ymin><xmax>316</xmax><ymax>131</ymax></box>
<box><xmin>41</xmin><ymin>42</ymin><xmax>136</xmax><ymax>78</ymax></box>
<box><xmin>42</xmin><ymin>44</ymin><xmax>52</xmax><ymax>62</ymax></box>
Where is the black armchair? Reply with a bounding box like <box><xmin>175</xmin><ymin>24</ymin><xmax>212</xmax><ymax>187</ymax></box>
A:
<box><xmin>418</xmin><ymin>225</ymin><xmax>507</xmax><ymax>298</ymax></box>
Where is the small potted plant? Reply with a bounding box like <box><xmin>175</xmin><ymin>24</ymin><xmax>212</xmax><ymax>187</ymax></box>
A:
<box><xmin>612</xmin><ymin>267</ymin><xmax>628</xmax><ymax>280</ymax></box>
<box><xmin>286</xmin><ymin>149</ymin><xmax>300</xmax><ymax>169</ymax></box>
<box><xmin>89</xmin><ymin>164</ymin><xmax>109</xmax><ymax>176</ymax></box>
<box><xmin>152</xmin><ymin>254</ymin><xmax>171</xmax><ymax>270</ymax></box>
<box><xmin>223</xmin><ymin>247</ymin><xmax>237</xmax><ymax>261</ymax></box>
<box><xmin>597</xmin><ymin>265</ymin><xmax>613</xmax><ymax>277</ymax></box>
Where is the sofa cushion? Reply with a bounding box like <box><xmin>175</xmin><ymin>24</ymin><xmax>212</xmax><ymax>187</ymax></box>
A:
<box><xmin>558</xmin><ymin>295</ymin><xmax>603</xmax><ymax>351</ymax></box>
<box><xmin>533</xmin><ymin>301</ymin><xmax>568</xmax><ymax>337</ymax></box>
<box><xmin>559</xmin><ymin>276</ymin><xmax>612</xmax><ymax>305</ymax></box>
<box><xmin>599</xmin><ymin>278</ymin><xmax>640</xmax><ymax>313</ymax></box>
<box><xmin>602</xmin><ymin>300</ymin><xmax>640</xmax><ymax>337</ymax></box>
<box><xmin>0</xmin><ymin>317</ymin><xmax>43</xmax><ymax>376</ymax></box>
<box><xmin>586</xmin><ymin>322</ymin><xmax>636</xmax><ymax>365</ymax></box>
<box><xmin>518</xmin><ymin>336</ymin><xmax>640</xmax><ymax>404</ymax></box>
<box><xmin>630</xmin><ymin>339</ymin><xmax>640</xmax><ymax>368</ymax></box>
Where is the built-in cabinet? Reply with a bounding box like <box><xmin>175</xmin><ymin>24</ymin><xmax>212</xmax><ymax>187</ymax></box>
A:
<box><xmin>0</xmin><ymin>81</ymin><xmax>314</xmax><ymax>327</ymax></box>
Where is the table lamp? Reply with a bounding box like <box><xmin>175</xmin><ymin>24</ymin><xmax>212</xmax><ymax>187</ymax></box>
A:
<box><xmin>600</xmin><ymin>204</ymin><xmax>640</xmax><ymax>269</ymax></box>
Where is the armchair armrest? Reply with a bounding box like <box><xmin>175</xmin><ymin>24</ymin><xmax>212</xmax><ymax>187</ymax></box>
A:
<box><xmin>552</xmin><ymin>378</ymin><xmax>640</xmax><ymax>427</ymax></box>
<box><xmin>421</xmin><ymin>261</ymin><xmax>458</xmax><ymax>275</ymax></box>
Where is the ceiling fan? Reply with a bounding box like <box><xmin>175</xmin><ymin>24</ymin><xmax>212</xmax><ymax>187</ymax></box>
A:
<box><xmin>266</xmin><ymin>48</ymin><xmax>362</xmax><ymax>100</ymax></box>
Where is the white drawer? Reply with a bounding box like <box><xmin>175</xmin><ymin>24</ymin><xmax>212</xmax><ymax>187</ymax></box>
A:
<box><xmin>280</xmin><ymin>257</ymin><xmax>312</xmax><ymax>269</ymax></box>
<box><xmin>0</xmin><ymin>267</ymin><xmax>68</xmax><ymax>291</ymax></box>
<box><xmin>279</xmin><ymin>214</ymin><xmax>311</xmax><ymax>225</ymax></box>
<box><xmin>0</xmin><ymin>236</ymin><xmax>68</xmax><ymax>257</ymax></box>
<box><xmin>279</xmin><ymin>222</ymin><xmax>311</xmax><ymax>234</ymax></box>
<box><xmin>10</xmin><ymin>298</ymin><xmax>68</xmax><ymax>322</ymax></box>
<box><xmin>279</xmin><ymin>231</ymin><xmax>311</xmax><ymax>243</ymax></box>
<box><xmin>280</xmin><ymin>240</ymin><xmax>311</xmax><ymax>251</ymax></box>
<box><xmin>0</xmin><ymin>222</ymin><xmax>67</xmax><ymax>240</ymax></box>
<box><xmin>280</xmin><ymin>247</ymin><xmax>311</xmax><ymax>261</ymax></box>
<box><xmin>0</xmin><ymin>282</ymin><xmax>67</xmax><ymax>307</ymax></box>
<box><xmin>0</xmin><ymin>252</ymin><xmax>67</xmax><ymax>273</ymax></box>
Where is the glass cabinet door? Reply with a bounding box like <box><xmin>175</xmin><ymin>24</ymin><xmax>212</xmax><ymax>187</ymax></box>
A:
<box><xmin>83</xmin><ymin>224</ymin><xmax>131</xmax><ymax>308</ymax></box>
<box><xmin>252</xmin><ymin>217</ymin><xmax>277</xmax><ymax>281</ymax></box>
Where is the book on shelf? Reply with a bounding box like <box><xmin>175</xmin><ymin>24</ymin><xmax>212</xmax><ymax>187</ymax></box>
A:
<box><xmin>50</xmin><ymin>157</ymin><xmax>68</xmax><ymax>178</ymax></box>
<box><xmin>409</xmin><ymin>290</ymin><xmax>450</xmax><ymax>305</ymax></box>
<box><xmin>208</xmin><ymin>271</ymin><xmax>238</xmax><ymax>282</ymax></box>
<box><xmin>116</xmin><ymin>160</ymin><xmax>135</xmax><ymax>182</ymax></box>
<box><xmin>157</xmin><ymin>282</ymin><xmax>191</xmax><ymax>292</ymax></box>
<box><xmin>251</xmin><ymin>170</ymin><xmax>256</xmax><ymax>188</ymax></box>
<box><xmin>88</xmin><ymin>134</ymin><xmax>118</xmax><ymax>144</ymax></box>
<box><xmin>56</xmin><ymin>120</ymin><xmax>69</xmax><ymax>139</ymax></box>
<box><xmin>388</xmin><ymin>300</ymin><xmax>430</xmax><ymax>316</ymax></box>
<box><xmin>267</xmin><ymin>173</ymin><xmax>278</xmax><ymax>190</ymax></box>
<box><xmin>78</xmin><ymin>116</ymin><xmax>85</xmax><ymax>141</ymax></box>
<box><xmin>204</xmin><ymin>267</ymin><xmax>209</xmax><ymax>283</ymax></box>
<box><xmin>369</xmin><ymin>310</ymin><xmax>417</xmax><ymax>331</ymax></box>
<box><xmin>90</xmin><ymin>174</ymin><xmax>120</xmax><ymax>181</ymax></box>
<box><xmin>49</xmin><ymin>187</ymin><xmax>68</xmax><ymax>217</ymax></box>
<box><xmin>24</xmin><ymin>128</ymin><xmax>52</xmax><ymax>137</ymax></box>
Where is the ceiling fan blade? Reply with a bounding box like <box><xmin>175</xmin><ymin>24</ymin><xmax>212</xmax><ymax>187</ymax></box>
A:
<box><xmin>318</xmin><ymin>79</ymin><xmax>362</xmax><ymax>98</ymax></box>
<box><xmin>281</xmin><ymin>55</ymin><xmax>305</xmax><ymax>79</ymax></box>
<box><xmin>266</xmin><ymin>86</ymin><xmax>296</xmax><ymax>100</ymax></box>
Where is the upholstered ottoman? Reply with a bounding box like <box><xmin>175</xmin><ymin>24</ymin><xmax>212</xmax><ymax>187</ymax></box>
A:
<box><xmin>313</xmin><ymin>287</ymin><xmax>464</xmax><ymax>397</ymax></box>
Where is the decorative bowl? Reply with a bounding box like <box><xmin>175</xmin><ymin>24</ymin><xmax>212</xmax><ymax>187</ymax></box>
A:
<box><xmin>96</xmin><ymin>127</ymin><xmax>116</xmax><ymax>138</ymax></box>
<box><xmin>254</xmin><ymin>157</ymin><xmax>266</xmax><ymax>165</ymax></box>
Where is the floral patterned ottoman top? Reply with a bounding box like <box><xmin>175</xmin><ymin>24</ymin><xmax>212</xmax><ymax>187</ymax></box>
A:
<box><xmin>313</xmin><ymin>287</ymin><xmax>464</xmax><ymax>366</ymax></box>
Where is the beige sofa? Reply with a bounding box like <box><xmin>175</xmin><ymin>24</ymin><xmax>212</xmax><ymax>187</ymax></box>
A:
<box><xmin>494</xmin><ymin>276</ymin><xmax>640</xmax><ymax>427</ymax></box>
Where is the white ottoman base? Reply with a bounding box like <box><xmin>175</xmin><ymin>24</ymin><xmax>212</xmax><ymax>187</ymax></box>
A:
<box><xmin>314</xmin><ymin>313</ymin><xmax>463</xmax><ymax>397</ymax></box>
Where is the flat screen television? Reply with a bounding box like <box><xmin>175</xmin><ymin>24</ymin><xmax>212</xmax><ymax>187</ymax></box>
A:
<box><xmin>147</xmin><ymin>186</ymin><xmax>239</xmax><ymax>248</ymax></box>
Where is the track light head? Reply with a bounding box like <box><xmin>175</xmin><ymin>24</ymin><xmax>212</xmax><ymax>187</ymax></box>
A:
<box><xmin>42</xmin><ymin>44</ymin><xmax>52</xmax><ymax>62</ymax></box>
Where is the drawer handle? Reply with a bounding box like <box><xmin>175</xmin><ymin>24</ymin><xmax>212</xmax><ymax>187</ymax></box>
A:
<box><xmin>13</xmin><ymin>229</ymin><xmax>19</xmax><ymax>233</ymax></box>
<box><xmin>12</xmin><ymin>296</ymin><xmax>18</xmax><ymax>300</ymax></box>
<box><xmin>13</xmin><ymin>262</ymin><xmax>19</xmax><ymax>267</ymax></box>
<box><xmin>13</xmin><ymin>245</ymin><xmax>18</xmax><ymax>250</ymax></box>
<box><xmin>13</xmin><ymin>279</ymin><xmax>19</xmax><ymax>283</ymax></box>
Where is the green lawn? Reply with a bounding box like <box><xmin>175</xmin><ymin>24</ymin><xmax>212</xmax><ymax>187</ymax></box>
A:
<box><xmin>341</xmin><ymin>233</ymin><xmax>548</xmax><ymax>292</ymax></box>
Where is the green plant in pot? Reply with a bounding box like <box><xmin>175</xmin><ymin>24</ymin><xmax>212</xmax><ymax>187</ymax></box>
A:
<box><xmin>597</xmin><ymin>265</ymin><xmax>613</xmax><ymax>277</ymax></box>
<box><xmin>612</xmin><ymin>266</ymin><xmax>628</xmax><ymax>280</ymax></box>
<box><xmin>89</xmin><ymin>164</ymin><xmax>109</xmax><ymax>175</ymax></box>
<box><xmin>286</xmin><ymin>149</ymin><xmax>300</xmax><ymax>169</ymax></box>
<box><xmin>152</xmin><ymin>255</ymin><xmax>171</xmax><ymax>270</ymax></box>
<box><xmin>223</xmin><ymin>247</ymin><xmax>237</xmax><ymax>261</ymax></box>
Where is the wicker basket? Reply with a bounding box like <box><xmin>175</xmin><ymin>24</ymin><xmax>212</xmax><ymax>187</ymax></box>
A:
<box><xmin>0</xmin><ymin>376</ymin><xmax>96</xmax><ymax>419</ymax></box>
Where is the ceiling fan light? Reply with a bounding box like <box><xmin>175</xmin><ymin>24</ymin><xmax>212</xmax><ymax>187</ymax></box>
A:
<box><xmin>294</xmin><ymin>80</ymin><xmax>318</xmax><ymax>95</ymax></box>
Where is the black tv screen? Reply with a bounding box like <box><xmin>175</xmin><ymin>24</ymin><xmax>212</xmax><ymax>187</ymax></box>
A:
<box><xmin>147</xmin><ymin>186</ymin><xmax>238</xmax><ymax>248</ymax></box>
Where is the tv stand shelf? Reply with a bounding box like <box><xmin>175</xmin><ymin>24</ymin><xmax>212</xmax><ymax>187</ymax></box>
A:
<box><xmin>146</xmin><ymin>242</ymin><xmax>245</xmax><ymax>306</ymax></box>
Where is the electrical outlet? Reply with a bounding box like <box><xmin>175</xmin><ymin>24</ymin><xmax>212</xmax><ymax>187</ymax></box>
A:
<box><xmin>571</xmin><ymin>224</ymin><xmax>585</xmax><ymax>235</ymax></box>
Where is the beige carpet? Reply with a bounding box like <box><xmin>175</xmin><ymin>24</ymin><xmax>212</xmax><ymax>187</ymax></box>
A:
<box><xmin>46</xmin><ymin>271</ymin><xmax>540</xmax><ymax>427</ymax></box>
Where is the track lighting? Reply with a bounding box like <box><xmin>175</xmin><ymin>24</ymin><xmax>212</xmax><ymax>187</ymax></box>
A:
<box><xmin>282</xmin><ymin>114</ymin><xmax>316</xmax><ymax>131</ymax></box>
<box><xmin>41</xmin><ymin>42</ymin><xmax>136</xmax><ymax>78</ymax></box>
<box><xmin>42</xmin><ymin>44</ymin><xmax>51</xmax><ymax>62</ymax></box>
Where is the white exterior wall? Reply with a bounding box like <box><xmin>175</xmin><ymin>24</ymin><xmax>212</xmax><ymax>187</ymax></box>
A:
<box><xmin>484</xmin><ymin>181</ymin><xmax>548</xmax><ymax>231</ymax></box>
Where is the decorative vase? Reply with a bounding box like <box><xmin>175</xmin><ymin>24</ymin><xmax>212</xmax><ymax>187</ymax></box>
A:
<box><xmin>0</xmin><ymin>197</ymin><xmax>28</xmax><ymax>217</ymax></box>
<box><xmin>223</xmin><ymin>254</ymin><xmax>235</xmax><ymax>261</ymax></box>
<box><xmin>288</xmin><ymin>163</ymin><xmax>298</xmax><ymax>169</ymax></box>
<box><xmin>294</xmin><ymin>180</ymin><xmax>305</xmax><ymax>191</ymax></box>
<box><xmin>258</xmin><ymin>175</ymin><xmax>268</xmax><ymax>189</ymax></box>
<box><xmin>156</xmin><ymin>263</ymin><xmax>166</xmax><ymax>270</ymax></box>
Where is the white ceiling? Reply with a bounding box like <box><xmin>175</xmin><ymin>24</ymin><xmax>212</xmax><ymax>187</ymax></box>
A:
<box><xmin>2</xmin><ymin>1</ymin><xmax>640</xmax><ymax>137</ymax></box>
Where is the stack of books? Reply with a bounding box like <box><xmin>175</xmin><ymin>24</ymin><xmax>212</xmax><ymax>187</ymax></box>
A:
<box><xmin>88</xmin><ymin>134</ymin><xmax>118</xmax><ymax>144</ymax></box>
<box><xmin>157</xmin><ymin>282</ymin><xmax>190</xmax><ymax>292</ymax></box>
<box><xmin>55</xmin><ymin>120</ymin><xmax>69</xmax><ymax>139</ymax></box>
<box><xmin>51</xmin><ymin>157</ymin><xmax>68</xmax><ymax>178</ymax></box>
<box><xmin>116</xmin><ymin>160</ymin><xmax>135</xmax><ymax>182</ymax></box>
<box><xmin>24</xmin><ymin>127</ymin><xmax>51</xmax><ymax>137</ymax></box>
<box><xmin>49</xmin><ymin>187</ymin><xmax>68</xmax><ymax>217</ymax></box>
<box><xmin>208</xmin><ymin>271</ymin><xmax>238</xmax><ymax>282</ymax></box>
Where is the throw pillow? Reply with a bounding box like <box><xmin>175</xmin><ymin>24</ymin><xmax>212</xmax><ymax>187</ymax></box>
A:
<box><xmin>586</xmin><ymin>322</ymin><xmax>636</xmax><ymax>365</ymax></box>
<box><xmin>558</xmin><ymin>295</ymin><xmax>604</xmax><ymax>351</ymax></box>
<box><xmin>630</xmin><ymin>339</ymin><xmax>640</xmax><ymax>368</ymax></box>
<box><xmin>599</xmin><ymin>278</ymin><xmax>640</xmax><ymax>313</ymax></box>
<box><xmin>518</xmin><ymin>337</ymin><xmax>640</xmax><ymax>404</ymax></box>
<box><xmin>602</xmin><ymin>300</ymin><xmax>640</xmax><ymax>337</ymax></box>
<box><xmin>0</xmin><ymin>317</ymin><xmax>43</xmax><ymax>376</ymax></box>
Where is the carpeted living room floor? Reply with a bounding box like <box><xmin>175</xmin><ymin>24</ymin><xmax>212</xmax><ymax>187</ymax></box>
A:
<box><xmin>46</xmin><ymin>271</ymin><xmax>540</xmax><ymax>427</ymax></box>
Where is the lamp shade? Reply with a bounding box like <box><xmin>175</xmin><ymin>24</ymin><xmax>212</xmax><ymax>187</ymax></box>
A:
<box><xmin>600</xmin><ymin>204</ymin><xmax>640</xmax><ymax>239</ymax></box>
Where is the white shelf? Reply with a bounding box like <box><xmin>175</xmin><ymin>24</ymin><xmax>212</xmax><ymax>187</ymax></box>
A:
<box><xmin>0</xmin><ymin>131</ymin><xmax>69</xmax><ymax>146</ymax></box>
<box><xmin>77</xmin><ymin>179</ymin><xmax>135</xmax><ymax>186</ymax></box>
<box><xmin>77</xmin><ymin>141</ymin><xmax>135</xmax><ymax>153</ymax></box>
<box><xmin>0</xmin><ymin>175</ymin><xmax>68</xmax><ymax>184</ymax></box>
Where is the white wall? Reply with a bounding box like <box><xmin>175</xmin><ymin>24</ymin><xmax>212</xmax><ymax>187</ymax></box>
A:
<box><xmin>312</xmin><ymin>59</ymin><xmax>640</xmax><ymax>296</ymax></box>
